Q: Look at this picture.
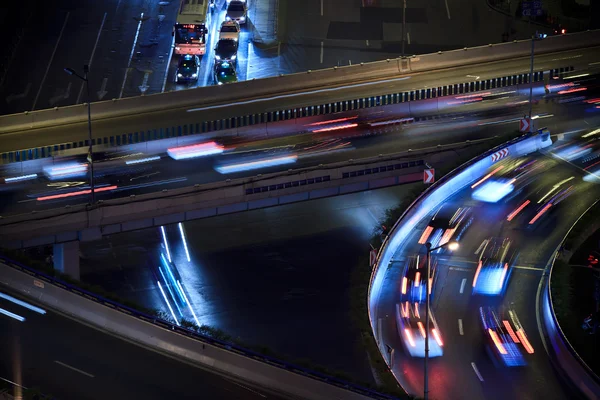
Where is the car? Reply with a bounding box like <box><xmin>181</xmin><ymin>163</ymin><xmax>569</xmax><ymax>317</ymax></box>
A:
<box><xmin>418</xmin><ymin>204</ymin><xmax>473</xmax><ymax>248</ymax></box>
<box><xmin>401</xmin><ymin>253</ymin><xmax>437</xmax><ymax>303</ymax></box>
<box><xmin>175</xmin><ymin>54</ymin><xmax>200</xmax><ymax>83</ymax></box>
<box><xmin>219</xmin><ymin>20</ymin><xmax>240</xmax><ymax>41</ymax></box>
<box><xmin>479</xmin><ymin>306</ymin><xmax>533</xmax><ymax>367</ymax></box>
<box><xmin>214</xmin><ymin>38</ymin><xmax>238</xmax><ymax>63</ymax></box>
<box><xmin>396</xmin><ymin>302</ymin><xmax>443</xmax><ymax>358</ymax></box>
<box><xmin>472</xmin><ymin>237</ymin><xmax>516</xmax><ymax>296</ymax></box>
<box><xmin>214</xmin><ymin>61</ymin><xmax>238</xmax><ymax>85</ymax></box>
<box><xmin>226</xmin><ymin>0</ymin><xmax>247</xmax><ymax>25</ymax></box>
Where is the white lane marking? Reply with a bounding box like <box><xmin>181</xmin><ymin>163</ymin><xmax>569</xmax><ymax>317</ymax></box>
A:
<box><xmin>513</xmin><ymin>265</ymin><xmax>544</xmax><ymax>271</ymax></box>
<box><xmin>474</xmin><ymin>239</ymin><xmax>487</xmax><ymax>255</ymax></box>
<box><xmin>230</xmin><ymin>380</ymin><xmax>267</xmax><ymax>397</ymax></box>
<box><xmin>366</xmin><ymin>39</ymin><xmax>370</xmax><ymax>47</ymax></box>
<box><xmin>119</xmin><ymin>12</ymin><xmax>144</xmax><ymax>99</ymax></box>
<box><xmin>320</xmin><ymin>41</ymin><xmax>324</xmax><ymax>64</ymax></box>
<box><xmin>320</xmin><ymin>0</ymin><xmax>323</xmax><ymax>16</ymax></box>
<box><xmin>33</xmin><ymin>12</ymin><xmax>70</xmax><ymax>110</ymax></box>
<box><xmin>471</xmin><ymin>362</ymin><xmax>484</xmax><ymax>382</ymax></box>
<box><xmin>187</xmin><ymin>76</ymin><xmax>410</xmax><ymax>113</ymax></box>
<box><xmin>407</xmin><ymin>31</ymin><xmax>411</xmax><ymax>45</ymax></box>
<box><xmin>458</xmin><ymin>319</ymin><xmax>464</xmax><ymax>335</ymax></box>
<box><xmin>459</xmin><ymin>278</ymin><xmax>467</xmax><ymax>294</ymax></box>
<box><xmin>77</xmin><ymin>12</ymin><xmax>107</xmax><ymax>104</ymax></box>
<box><xmin>445</xmin><ymin>0</ymin><xmax>451</xmax><ymax>19</ymax></box>
<box><xmin>54</xmin><ymin>360</ymin><xmax>95</xmax><ymax>378</ymax></box>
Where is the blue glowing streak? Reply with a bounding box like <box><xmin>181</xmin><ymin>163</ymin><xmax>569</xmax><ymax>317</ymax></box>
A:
<box><xmin>4</xmin><ymin>174</ymin><xmax>38</xmax><ymax>183</ymax></box>
<box><xmin>215</xmin><ymin>155</ymin><xmax>297</xmax><ymax>174</ymax></box>
<box><xmin>160</xmin><ymin>226</ymin><xmax>171</xmax><ymax>263</ymax></box>
<box><xmin>125</xmin><ymin>156</ymin><xmax>161</xmax><ymax>165</ymax></box>
<box><xmin>178</xmin><ymin>223</ymin><xmax>191</xmax><ymax>262</ymax></box>
<box><xmin>0</xmin><ymin>292</ymin><xmax>46</xmax><ymax>314</ymax></box>
<box><xmin>177</xmin><ymin>280</ymin><xmax>201</xmax><ymax>327</ymax></box>
<box><xmin>473</xmin><ymin>266</ymin><xmax>506</xmax><ymax>296</ymax></box>
<box><xmin>160</xmin><ymin>253</ymin><xmax>186</xmax><ymax>305</ymax></box>
<box><xmin>0</xmin><ymin>307</ymin><xmax>25</xmax><ymax>322</ymax></box>
<box><xmin>472</xmin><ymin>180</ymin><xmax>514</xmax><ymax>203</ymax></box>
<box><xmin>157</xmin><ymin>281</ymin><xmax>180</xmax><ymax>326</ymax></box>
<box><xmin>158</xmin><ymin>266</ymin><xmax>183</xmax><ymax>317</ymax></box>
<box><xmin>43</xmin><ymin>163</ymin><xmax>88</xmax><ymax>180</ymax></box>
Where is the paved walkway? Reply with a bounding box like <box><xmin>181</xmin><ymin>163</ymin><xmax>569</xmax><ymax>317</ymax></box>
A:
<box><xmin>247</xmin><ymin>0</ymin><xmax>282</xmax><ymax>80</ymax></box>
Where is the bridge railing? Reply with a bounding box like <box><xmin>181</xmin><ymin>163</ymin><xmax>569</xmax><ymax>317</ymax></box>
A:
<box><xmin>0</xmin><ymin>252</ymin><xmax>399</xmax><ymax>400</ymax></box>
<box><xmin>1</xmin><ymin>29</ymin><xmax>599</xmax><ymax>139</ymax></box>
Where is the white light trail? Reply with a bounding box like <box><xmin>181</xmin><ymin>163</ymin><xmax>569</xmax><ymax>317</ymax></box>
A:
<box><xmin>0</xmin><ymin>307</ymin><xmax>25</xmax><ymax>322</ymax></box>
<box><xmin>157</xmin><ymin>281</ymin><xmax>180</xmax><ymax>326</ymax></box>
<box><xmin>177</xmin><ymin>280</ymin><xmax>200</xmax><ymax>327</ymax></box>
<box><xmin>178</xmin><ymin>222</ymin><xmax>191</xmax><ymax>262</ymax></box>
<box><xmin>4</xmin><ymin>174</ymin><xmax>38</xmax><ymax>183</ymax></box>
<box><xmin>125</xmin><ymin>156</ymin><xmax>161</xmax><ymax>165</ymax></box>
<box><xmin>160</xmin><ymin>226</ymin><xmax>171</xmax><ymax>262</ymax></box>
<box><xmin>0</xmin><ymin>292</ymin><xmax>46</xmax><ymax>315</ymax></box>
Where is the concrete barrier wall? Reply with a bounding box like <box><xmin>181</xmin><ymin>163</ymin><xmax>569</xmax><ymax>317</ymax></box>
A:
<box><xmin>0</xmin><ymin>29</ymin><xmax>598</xmax><ymax>135</ymax></box>
<box><xmin>367</xmin><ymin>132</ymin><xmax>552</xmax><ymax>340</ymax></box>
<box><xmin>0</xmin><ymin>260</ymin><xmax>388</xmax><ymax>400</ymax></box>
<box><xmin>0</xmin><ymin>146</ymin><xmax>441</xmax><ymax>247</ymax></box>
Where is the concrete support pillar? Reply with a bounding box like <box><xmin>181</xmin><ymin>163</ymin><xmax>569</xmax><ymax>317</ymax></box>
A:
<box><xmin>53</xmin><ymin>241</ymin><xmax>80</xmax><ymax>280</ymax></box>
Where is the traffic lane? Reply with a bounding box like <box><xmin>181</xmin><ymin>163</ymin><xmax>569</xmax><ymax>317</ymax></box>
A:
<box><xmin>383</xmin><ymin>157</ymin><xmax>583</xmax><ymax>399</ymax></box>
<box><xmin>31</xmin><ymin>1</ymin><xmax>118</xmax><ymax>111</ymax></box>
<box><xmin>0</xmin><ymin>101</ymin><xmax>593</xmax><ymax>215</ymax></box>
<box><xmin>2</xmin><ymin>44</ymin><xmax>597</xmax><ymax>149</ymax></box>
<box><xmin>0</xmin><ymin>102</ymin><xmax>561</xmax><ymax>214</ymax></box>
<box><xmin>86</xmin><ymin>0</ymin><xmax>166</xmax><ymax>102</ymax></box>
<box><xmin>0</xmin><ymin>292</ymin><xmax>285</xmax><ymax>400</ymax></box>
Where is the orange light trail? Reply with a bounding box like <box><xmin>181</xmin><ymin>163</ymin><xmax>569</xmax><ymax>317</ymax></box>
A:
<box><xmin>418</xmin><ymin>226</ymin><xmax>434</xmax><ymax>244</ymax></box>
<box><xmin>472</xmin><ymin>261</ymin><xmax>483</xmax><ymax>288</ymax></box>
<box><xmin>432</xmin><ymin>329</ymin><xmax>443</xmax><ymax>347</ymax></box>
<box><xmin>307</xmin><ymin>117</ymin><xmax>357</xmax><ymax>126</ymax></box>
<box><xmin>417</xmin><ymin>321</ymin><xmax>426</xmax><ymax>338</ymax></box>
<box><xmin>489</xmin><ymin>329</ymin><xmax>508</xmax><ymax>354</ymax></box>
<box><xmin>405</xmin><ymin>329</ymin><xmax>416</xmax><ymax>347</ymax></box>
<box><xmin>471</xmin><ymin>166</ymin><xmax>504</xmax><ymax>189</ymax></box>
<box><xmin>507</xmin><ymin>200</ymin><xmax>531</xmax><ymax>221</ymax></box>
<box><xmin>516</xmin><ymin>329</ymin><xmax>535</xmax><ymax>354</ymax></box>
<box><xmin>311</xmin><ymin>123</ymin><xmax>358</xmax><ymax>133</ymax></box>
<box><xmin>503</xmin><ymin>320</ymin><xmax>520</xmax><ymax>343</ymax></box>
<box><xmin>37</xmin><ymin>185</ymin><xmax>118</xmax><ymax>201</ymax></box>
<box><xmin>529</xmin><ymin>203</ymin><xmax>553</xmax><ymax>225</ymax></box>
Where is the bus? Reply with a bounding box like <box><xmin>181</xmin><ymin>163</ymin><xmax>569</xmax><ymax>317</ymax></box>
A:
<box><xmin>173</xmin><ymin>0</ymin><xmax>210</xmax><ymax>56</ymax></box>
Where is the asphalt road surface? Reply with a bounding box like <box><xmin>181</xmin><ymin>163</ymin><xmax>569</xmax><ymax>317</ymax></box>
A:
<box><xmin>374</xmin><ymin>128</ymin><xmax>600</xmax><ymax>399</ymax></box>
<box><xmin>0</xmin><ymin>0</ymin><xmax>179</xmax><ymax>116</ymax></box>
<box><xmin>0</xmin><ymin>288</ymin><xmax>288</xmax><ymax>400</ymax></box>
<box><xmin>1</xmin><ymin>95</ymin><xmax>598</xmax><ymax>217</ymax></box>
<box><xmin>1</xmin><ymin>44</ymin><xmax>599</xmax><ymax>153</ymax></box>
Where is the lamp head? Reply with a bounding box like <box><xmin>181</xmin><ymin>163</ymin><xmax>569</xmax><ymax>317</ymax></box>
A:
<box><xmin>64</xmin><ymin>68</ymin><xmax>76</xmax><ymax>75</ymax></box>
<box><xmin>447</xmin><ymin>241</ymin><xmax>459</xmax><ymax>251</ymax></box>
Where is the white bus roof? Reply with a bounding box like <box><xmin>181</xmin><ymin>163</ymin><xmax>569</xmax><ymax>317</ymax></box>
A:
<box><xmin>177</xmin><ymin>0</ymin><xmax>208</xmax><ymax>25</ymax></box>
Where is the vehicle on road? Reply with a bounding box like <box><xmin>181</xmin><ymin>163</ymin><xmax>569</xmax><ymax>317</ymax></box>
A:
<box><xmin>226</xmin><ymin>0</ymin><xmax>247</xmax><ymax>25</ymax></box>
<box><xmin>472</xmin><ymin>237</ymin><xmax>516</xmax><ymax>296</ymax></box>
<box><xmin>479</xmin><ymin>306</ymin><xmax>533</xmax><ymax>367</ymax></box>
<box><xmin>396</xmin><ymin>302</ymin><xmax>444</xmax><ymax>358</ymax></box>
<box><xmin>219</xmin><ymin>20</ymin><xmax>240</xmax><ymax>41</ymax></box>
<box><xmin>401</xmin><ymin>253</ymin><xmax>437</xmax><ymax>303</ymax></box>
<box><xmin>214</xmin><ymin>61</ymin><xmax>238</xmax><ymax>85</ymax></box>
<box><xmin>175</xmin><ymin>55</ymin><xmax>200</xmax><ymax>83</ymax></box>
<box><xmin>214</xmin><ymin>38</ymin><xmax>238</xmax><ymax>63</ymax></box>
<box><xmin>173</xmin><ymin>0</ymin><xmax>210</xmax><ymax>55</ymax></box>
<box><xmin>418</xmin><ymin>204</ymin><xmax>473</xmax><ymax>248</ymax></box>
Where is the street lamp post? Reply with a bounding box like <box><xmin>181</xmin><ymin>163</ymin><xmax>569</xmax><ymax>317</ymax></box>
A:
<box><xmin>64</xmin><ymin>65</ymin><xmax>95</xmax><ymax>204</ymax></box>
<box><xmin>528</xmin><ymin>35</ymin><xmax>535</xmax><ymax>127</ymax></box>
<box><xmin>424</xmin><ymin>240</ymin><xmax>459</xmax><ymax>400</ymax></box>
<box><xmin>401</xmin><ymin>0</ymin><xmax>407</xmax><ymax>58</ymax></box>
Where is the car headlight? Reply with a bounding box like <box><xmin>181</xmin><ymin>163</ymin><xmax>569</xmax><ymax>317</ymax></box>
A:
<box><xmin>231</xmin><ymin>55</ymin><xmax>236</xmax><ymax>60</ymax></box>
<box><xmin>177</xmin><ymin>73</ymin><xmax>183</xmax><ymax>77</ymax></box>
<box><xmin>240</xmin><ymin>16</ymin><xmax>245</xmax><ymax>21</ymax></box>
<box><xmin>192</xmin><ymin>73</ymin><xmax>197</xmax><ymax>78</ymax></box>
<box><xmin>226</xmin><ymin>16</ymin><xmax>231</xmax><ymax>21</ymax></box>
<box><xmin>215</xmin><ymin>55</ymin><xmax>221</xmax><ymax>60</ymax></box>
<box><xmin>218</xmin><ymin>81</ymin><xmax>223</xmax><ymax>85</ymax></box>
<box><xmin>175</xmin><ymin>46</ymin><xmax>180</xmax><ymax>50</ymax></box>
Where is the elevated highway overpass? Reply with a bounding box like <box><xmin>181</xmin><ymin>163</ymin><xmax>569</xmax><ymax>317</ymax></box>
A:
<box><xmin>1</xmin><ymin>30</ymin><xmax>600</xmax><ymax>163</ymax></box>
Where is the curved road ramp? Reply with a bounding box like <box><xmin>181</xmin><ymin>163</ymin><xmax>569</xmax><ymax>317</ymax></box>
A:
<box><xmin>366</xmin><ymin>129</ymin><xmax>600</xmax><ymax>399</ymax></box>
